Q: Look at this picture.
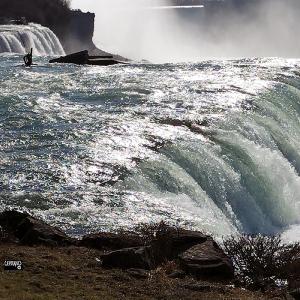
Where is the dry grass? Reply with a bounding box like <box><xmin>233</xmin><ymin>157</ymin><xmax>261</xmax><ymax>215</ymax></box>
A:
<box><xmin>0</xmin><ymin>243</ymin><xmax>283</xmax><ymax>300</ymax></box>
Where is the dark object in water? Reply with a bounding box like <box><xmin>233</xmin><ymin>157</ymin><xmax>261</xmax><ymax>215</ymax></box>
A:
<box><xmin>49</xmin><ymin>50</ymin><xmax>125</xmax><ymax>66</ymax></box>
<box><xmin>23</xmin><ymin>48</ymin><xmax>33</xmax><ymax>67</ymax></box>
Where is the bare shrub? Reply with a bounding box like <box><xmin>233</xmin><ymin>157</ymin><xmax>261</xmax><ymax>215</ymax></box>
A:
<box><xmin>133</xmin><ymin>221</ymin><xmax>174</xmax><ymax>244</ymax></box>
<box><xmin>223</xmin><ymin>234</ymin><xmax>300</xmax><ymax>290</ymax></box>
<box><xmin>132</xmin><ymin>221</ymin><xmax>178</xmax><ymax>266</ymax></box>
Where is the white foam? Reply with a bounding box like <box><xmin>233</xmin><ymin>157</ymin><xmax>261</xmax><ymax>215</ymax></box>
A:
<box><xmin>282</xmin><ymin>225</ymin><xmax>300</xmax><ymax>243</ymax></box>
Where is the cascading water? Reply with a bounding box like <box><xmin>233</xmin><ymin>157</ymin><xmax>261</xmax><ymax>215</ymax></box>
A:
<box><xmin>0</xmin><ymin>55</ymin><xmax>300</xmax><ymax>239</ymax></box>
<box><xmin>0</xmin><ymin>23</ymin><xmax>65</xmax><ymax>55</ymax></box>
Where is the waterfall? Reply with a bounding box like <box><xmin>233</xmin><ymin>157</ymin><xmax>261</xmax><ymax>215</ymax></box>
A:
<box><xmin>0</xmin><ymin>23</ymin><xmax>65</xmax><ymax>56</ymax></box>
<box><xmin>121</xmin><ymin>78</ymin><xmax>300</xmax><ymax>236</ymax></box>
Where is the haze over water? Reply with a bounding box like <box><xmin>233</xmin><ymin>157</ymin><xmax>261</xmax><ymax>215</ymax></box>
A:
<box><xmin>73</xmin><ymin>0</ymin><xmax>300</xmax><ymax>62</ymax></box>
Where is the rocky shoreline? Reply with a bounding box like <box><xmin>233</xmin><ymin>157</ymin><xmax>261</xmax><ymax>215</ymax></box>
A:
<box><xmin>0</xmin><ymin>210</ymin><xmax>298</xmax><ymax>299</ymax></box>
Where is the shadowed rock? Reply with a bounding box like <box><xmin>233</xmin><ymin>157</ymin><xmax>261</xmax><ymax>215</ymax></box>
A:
<box><xmin>101</xmin><ymin>246</ymin><xmax>155</xmax><ymax>270</ymax></box>
<box><xmin>89</xmin><ymin>226</ymin><xmax>211</xmax><ymax>271</ymax></box>
<box><xmin>290</xmin><ymin>288</ymin><xmax>300</xmax><ymax>300</ymax></box>
<box><xmin>50</xmin><ymin>50</ymin><xmax>89</xmax><ymax>64</ymax></box>
<box><xmin>179</xmin><ymin>239</ymin><xmax>234</xmax><ymax>280</ymax></box>
<box><xmin>286</xmin><ymin>259</ymin><xmax>300</xmax><ymax>299</ymax></box>
<box><xmin>49</xmin><ymin>50</ymin><xmax>125</xmax><ymax>66</ymax></box>
<box><xmin>152</xmin><ymin>226</ymin><xmax>209</xmax><ymax>261</ymax></box>
<box><xmin>166</xmin><ymin>228</ymin><xmax>209</xmax><ymax>256</ymax></box>
<box><xmin>80</xmin><ymin>232</ymin><xmax>144</xmax><ymax>251</ymax></box>
<box><xmin>0</xmin><ymin>211</ymin><xmax>74</xmax><ymax>246</ymax></box>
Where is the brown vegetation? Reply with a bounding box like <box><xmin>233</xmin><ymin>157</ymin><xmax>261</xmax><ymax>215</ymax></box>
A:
<box><xmin>223</xmin><ymin>234</ymin><xmax>300</xmax><ymax>290</ymax></box>
<box><xmin>0</xmin><ymin>212</ymin><xmax>297</xmax><ymax>299</ymax></box>
<box><xmin>0</xmin><ymin>243</ymin><xmax>272</xmax><ymax>300</ymax></box>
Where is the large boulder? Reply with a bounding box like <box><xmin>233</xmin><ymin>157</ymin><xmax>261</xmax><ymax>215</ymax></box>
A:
<box><xmin>179</xmin><ymin>239</ymin><xmax>234</xmax><ymax>280</ymax></box>
<box><xmin>101</xmin><ymin>246</ymin><xmax>154</xmax><ymax>270</ymax></box>
<box><xmin>166</xmin><ymin>228</ymin><xmax>208</xmax><ymax>255</ymax></box>
<box><xmin>49</xmin><ymin>50</ymin><xmax>123</xmax><ymax>66</ymax></box>
<box><xmin>80</xmin><ymin>232</ymin><xmax>144</xmax><ymax>251</ymax></box>
<box><xmin>0</xmin><ymin>211</ymin><xmax>74</xmax><ymax>246</ymax></box>
<box><xmin>151</xmin><ymin>227</ymin><xmax>209</xmax><ymax>263</ymax></box>
<box><xmin>49</xmin><ymin>50</ymin><xmax>89</xmax><ymax>64</ymax></box>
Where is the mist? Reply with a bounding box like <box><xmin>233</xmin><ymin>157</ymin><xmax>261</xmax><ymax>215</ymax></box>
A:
<box><xmin>88</xmin><ymin>0</ymin><xmax>300</xmax><ymax>62</ymax></box>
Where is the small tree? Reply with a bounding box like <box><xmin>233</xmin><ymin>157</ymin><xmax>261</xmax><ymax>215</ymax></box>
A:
<box><xmin>223</xmin><ymin>234</ymin><xmax>300</xmax><ymax>290</ymax></box>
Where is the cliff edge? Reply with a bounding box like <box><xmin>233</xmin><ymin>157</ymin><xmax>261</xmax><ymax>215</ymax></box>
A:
<box><xmin>0</xmin><ymin>0</ymin><xmax>107</xmax><ymax>55</ymax></box>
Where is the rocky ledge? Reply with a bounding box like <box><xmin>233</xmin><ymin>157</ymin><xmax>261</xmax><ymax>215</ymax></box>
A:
<box><xmin>0</xmin><ymin>210</ymin><xmax>233</xmax><ymax>281</ymax></box>
<box><xmin>0</xmin><ymin>210</ymin><xmax>297</xmax><ymax>299</ymax></box>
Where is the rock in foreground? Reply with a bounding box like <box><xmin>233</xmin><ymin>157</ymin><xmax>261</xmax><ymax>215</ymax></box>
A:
<box><xmin>0</xmin><ymin>210</ymin><xmax>74</xmax><ymax>246</ymax></box>
<box><xmin>0</xmin><ymin>210</ymin><xmax>233</xmax><ymax>281</ymax></box>
<box><xmin>101</xmin><ymin>246</ymin><xmax>154</xmax><ymax>270</ymax></box>
<box><xmin>179</xmin><ymin>239</ymin><xmax>234</xmax><ymax>280</ymax></box>
<box><xmin>80</xmin><ymin>231</ymin><xmax>143</xmax><ymax>250</ymax></box>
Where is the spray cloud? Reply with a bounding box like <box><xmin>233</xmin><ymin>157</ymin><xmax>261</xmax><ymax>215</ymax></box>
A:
<box><xmin>87</xmin><ymin>0</ymin><xmax>300</xmax><ymax>62</ymax></box>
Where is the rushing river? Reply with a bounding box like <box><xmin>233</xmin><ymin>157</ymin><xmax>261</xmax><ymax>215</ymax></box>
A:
<box><xmin>1</xmin><ymin>54</ymin><xmax>300</xmax><ymax>238</ymax></box>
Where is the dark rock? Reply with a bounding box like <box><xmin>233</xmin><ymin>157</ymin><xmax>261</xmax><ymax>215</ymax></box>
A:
<box><xmin>179</xmin><ymin>239</ymin><xmax>234</xmax><ymax>280</ymax></box>
<box><xmin>49</xmin><ymin>50</ymin><xmax>124</xmax><ymax>66</ymax></box>
<box><xmin>80</xmin><ymin>232</ymin><xmax>143</xmax><ymax>251</ymax></box>
<box><xmin>63</xmin><ymin>10</ymin><xmax>96</xmax><ymax>54</ymax></box>
<box><xmin>156</xmin><ymin>118</ymin><xmax>209</xmax><ymax>135</ymax></box>
<box><xmin>167</xmin><ymin>228</ymin><xmax>209</xmax><ymax>255</ymax></box>
<box><xmin>16</xmin><ymin>216</ymin><xmax>73</xmax><ymax>246</ymax></box>
<box><xmin>290</xmin><ymin>288</ymin><xmax>300</xmax><ymax>300</ymax></box>
<box><xmin>286</xmin><ymin>259</ymin><xmax>300</xmax><ymax>290</ymax></box>
<box><xmin>151</xmin><ymin>227</ymin><xmax>209</xmax><ymax>262</ymax></box>
<box><xmin>168</xmin><ymin>270</ymin><xmax>186</xmax><ymax>279</ymax></box>
<box><xmin>49</xmin><ymin>50</ymin><xmax>89</xmax><ymax>64</ymax></box>
<box><xmin>101</xmin><ymin>246</ymin><xmax>154</xmax><ymax>270</ymax></box>
<box><xmin>127</xmin><ymin>268</ymin><xmax>149</xmax><ymax>279</ymax></box>
<box><xmin>0</xmin><ymin>211</ymin><xmax>29</xmax><ymax>230</ymax></box>
<box><xmin>0</xmin><ymin>211</ymin><xmax>74</xmax><ymax>246</ymax></box>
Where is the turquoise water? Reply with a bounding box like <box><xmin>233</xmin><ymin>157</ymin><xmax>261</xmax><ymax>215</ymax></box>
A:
<box><xmin>1</xmin><ymin>54</ymin><xmax>300</xmax><ymax>237</ymax></box>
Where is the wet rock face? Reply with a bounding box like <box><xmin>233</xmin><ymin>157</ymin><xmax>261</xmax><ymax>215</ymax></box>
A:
<box><xmin>179</xmin><ymin>239</ymin><xmax>234</xmax><ymax>280</ymax></box>
<box><xmin>0</xmin><ymin>211</ymin><xmax>74</xmax><ymax>246</ymax></box>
